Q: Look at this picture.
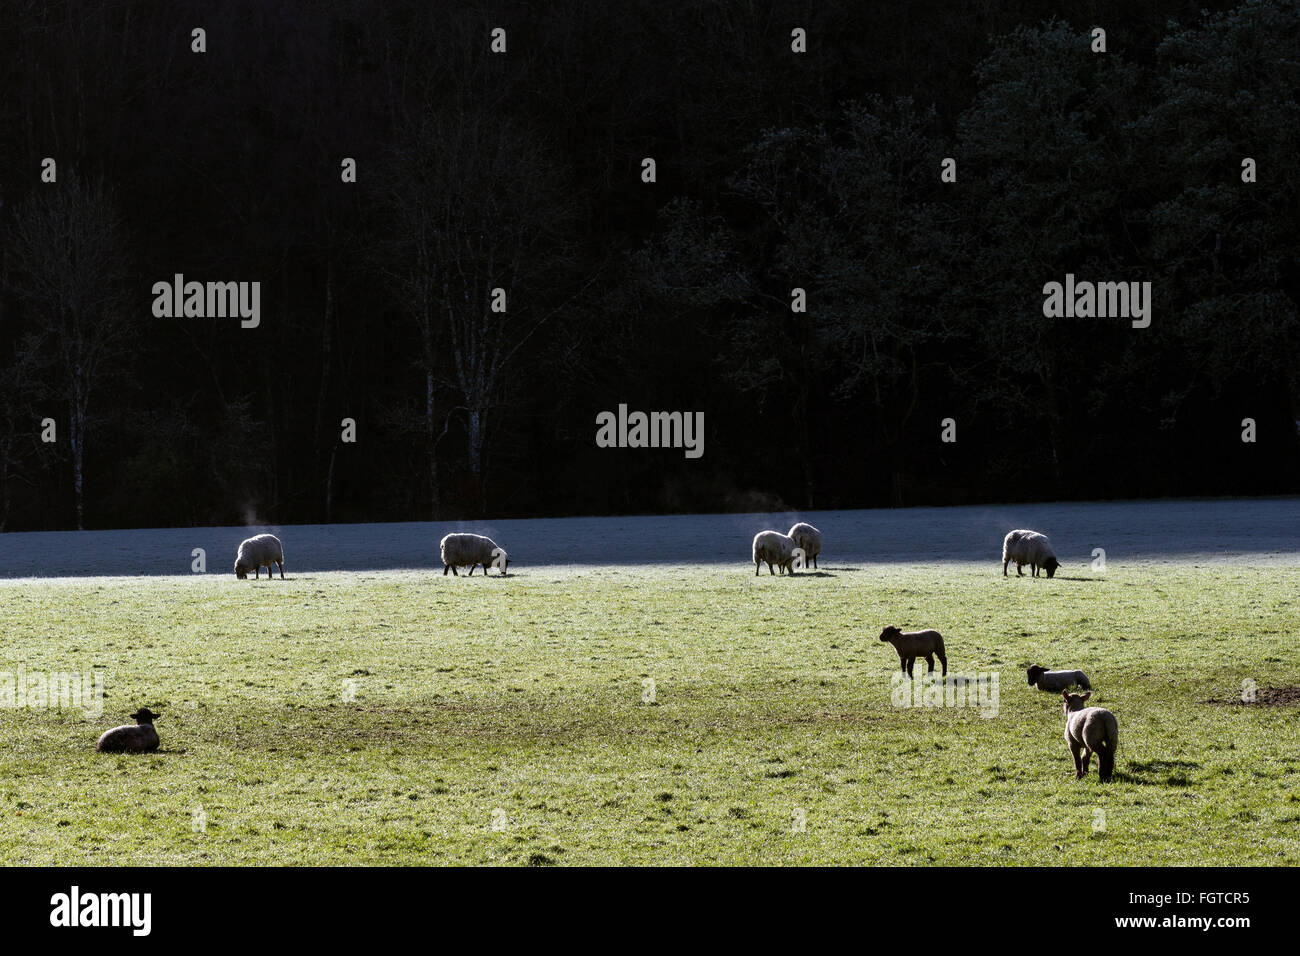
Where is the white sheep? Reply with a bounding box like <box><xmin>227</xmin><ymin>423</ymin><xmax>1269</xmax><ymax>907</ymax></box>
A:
<box><xmin>234</xmin><ymin>533</ymin><xmax>284</xmax><ymax>579</ymax></box>
<box><xmin>1062</xmin><ymin>691</ymin><xmax>1119</xmax><ymax>781</ymax></box>
<box><xmin>96</xmin><ymin>708</ymin><xmax>161</xmax><ymax>753</ymax></box>
<box><xmin>752</xmin><ymin>530</ymin><xmax>797</xmax><ymax>576</ymax></box>
<box><xmin>440</xmin><ymin>532</ymin><xmax>509</xmax><ymax>576</ymax></box>
<box><xmin>1002</xmin><ymin>529</ymin><xmax>1060</xmax><ymax>578</ymax></box>
<box><xmin>1027</xmin><ymin>664</ymin><xmax>1091</xmax><ymax>692</ymax></box>
<box><xmin>787</xmin><ymin>522</ymin><xmax>822</xmax><ymax>569</ymax></box>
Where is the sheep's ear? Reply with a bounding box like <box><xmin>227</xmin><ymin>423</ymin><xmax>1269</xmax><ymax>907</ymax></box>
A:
<box><xmin>1081</xmin><ymin>692</ymin><xmax>1091</xmax><ymax>701</ymax></box>
<box><xmin>1061</xmin><ymin>691</ymin><xmax>1069</xmax><ymax>700</ymax></box>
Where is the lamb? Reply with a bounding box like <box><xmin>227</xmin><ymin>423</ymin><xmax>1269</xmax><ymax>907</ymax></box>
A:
<box><xmin>787</xmin><ymin>522</ymin><xmax>822</xmax><ymax>570</ymax></box>
<box><xmin>1062</xmin><ymin>691</ymin><xmax>1119</xmax><ymax>782</ymax></box>
<box><xmin>1002</xmin><ymin>529</ymin><xmax>1060</xmax><ymax>578</ymax></box>
<box><xmin>440</xmin><ymin>532</ymin><xmax>509</xmax><ymax>576</ymax></box>
<box><xmin>96</xmin><ymin>708</ymin><xmax>161</xmax><ymax>754</ymax></box>
<box><xmin>1027</xmin><ymin>664</ymin><xmax>1091</xmax><ymax>692</ymax></box>
<box><xmin>234</xmin><ymin>533</ymin><xmax>284</xmax><ymax>579</ymax></box>
<box><xmin>752</xmin><ymin>530</ymin><xmax>797</xmax><ymax>576</ymax></box>
<box><xmin>878</xmin><ymin>625</ymin><xmax>948</xmax><ymax>677</ymax></box>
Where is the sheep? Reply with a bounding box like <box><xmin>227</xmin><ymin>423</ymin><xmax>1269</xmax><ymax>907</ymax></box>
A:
<box><xmin>787</xmin><ymin>522</ymin><xmax>822</xmax><ymax>569</ymax></box>
<box><xmin>1002</xmin><ymin>529</ymin><xmax>1060</xmax><ymax>578</ymax></box>
<box><xmin>440</xmin><ymin>532</ymin><xmax>509</xmax><ymax>576</ymax></box>
<box><xmin>879</xmin><ymin>625</ymin><xmax>948</xmax><ymax>677</ymax></box>
<box><xmin>96</xmin><ymin>708</ymin><xmax>161</xmax><ymax>754</ymax></box>
<box><xmin>1027</xmin><ymin>664</ymin><xmax>1091</xmax><ymax>692</ymax></box>
<box><xmin>1062</xmin><ymin>691</ymin><xmax>1119</xmax><ymax>782</ymax></box>
<box><xmin>752</xmin><ymin>530</ymin><xmax>797</xmax><ymax>576</ymax></box>
<box><xmin>234</xmin><ymin>533</ymin><xmax>284</xmax><ymax>579</ymax></box>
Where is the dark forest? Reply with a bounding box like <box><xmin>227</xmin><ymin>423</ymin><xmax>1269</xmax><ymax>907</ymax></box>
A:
<box><xmin>1</xmin><ymin>0</ymin><xmax>1297</xmax><ymax>531</ymax></box>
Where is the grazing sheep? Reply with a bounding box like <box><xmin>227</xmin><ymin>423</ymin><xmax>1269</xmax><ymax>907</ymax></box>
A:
<box><xmin>440</xmin><ymin>532</ymin><xmax>509</xmax><ymax>576</ymax></box>
<box><xmin>1027</xmin><ymin>664</ymin><xmax>1091</xmax><ymax>692</ymax></box>
<box><xmin>234</xmin><ymin>533</ymin><xmax>284</xmax><ymax>579</ymax></box>
<box><xmin>752</xmin><ymin>530</ymin><xmax>797</xmax><ymax>576</ymax></box>
<box><xmin>1002</xmin><ymin>529</ymin><xmax>1060</xmax><ymax>578</ymax></box>
<box><xmin>879</xmin><ymin>625</ymin><xmax>948</xmax><ymax>677</ymax></box>
<box><xmin>787</xmin><ymin>522</ymin><xmax>822</xmax><ymax>569</ymax></box>
<box><xmin>1062</xmin><ymin>691</ymin><xmax>1118</xmax><ymax>782</ymax></box>
<box><xmin>96</xmin><ymin>708</ymin><xmax>161</xmax><ymax>754</ymax></box>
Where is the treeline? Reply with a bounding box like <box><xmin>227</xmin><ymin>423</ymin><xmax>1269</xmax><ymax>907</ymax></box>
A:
<box><xmin>0</xmin><ymin>0</ymin><xmax>1296</xmax><ymax>530</ymax></box>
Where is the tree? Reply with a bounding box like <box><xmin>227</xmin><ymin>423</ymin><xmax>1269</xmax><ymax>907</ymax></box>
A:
<box><xmin>6</xmin><ymin>173</ymin><xmax>132</xmax><ymax>528</ymax></box>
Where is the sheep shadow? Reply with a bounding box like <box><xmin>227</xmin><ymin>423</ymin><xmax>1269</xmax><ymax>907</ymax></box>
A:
<box><xmin>794</xmin><ymin>570</ymin><xmax>837</xmax><ymax>578</ymax></box>
<box><xmin>1115</xmin><ymin>758</ymin><xmax>1201</xmax><ymax>787</ymax></box>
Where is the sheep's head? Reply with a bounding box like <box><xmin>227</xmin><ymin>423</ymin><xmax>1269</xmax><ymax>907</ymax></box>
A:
<box><xmin>130</xmin><ymin>707</ymin><xmax>161</xmax><ymax>724</ymax></box>
<box><xmin>878</xmin><ymin>625</ymin><xmax>901</xmax><ymax>642</ymax></box>
<box><xmin>1027</xmin><ymin>664</ymin><xmax>1045</xmax><ymax>686</ymax></box>
<box><xmin>490</xmin><ymin>548</ymin><xmax>510</xmax><ymax>576</ymax></box>
<box><xmin>234</xmin><ymin>559</ymin><xmax>250</xmax><ymax>579</ymax></box>
<box><xmin>1062</xmin><ymin>690</ymin><xmax>1091</xmax><ymax>715</ymax></box>
<box><xmin>1044</xmin><ymin>557</ymin><xmax>1060</xmax><ymax>578</ymax></box>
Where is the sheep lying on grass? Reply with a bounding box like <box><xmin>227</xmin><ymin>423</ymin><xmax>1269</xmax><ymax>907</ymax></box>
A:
<box><xmin>235</xmin><ymin>533</ymin><xmax>284</xmax><ymax>579</ymax></box>
<box><xmin>440</xmin><ymin>532</ymin><xmax>509</xmax><ymax>576</ymax></box>
<box><xmin>752</xmin><ymin>530</ymin><xmax>797</xmax><ymax>576</ymax></box>
<box><xmin>1062</xmin><ymin>691</ymin><xmax>1118</xmax><ymax>782</ymax></box>
<box><xmin>879</xmin><ymin>625</ymin><xmax>948</xmax><ymax>677</ymax></box>
<box><xmin>1002</xmin><ymin>529</ymin><xmax>1060</xmax><ymax>578</ymax></box>
<box><xmin>787</xmin><ymin>522</ymin><xmax>822</xmax><ymax>569</ymax></box>
<box><xmin>96</xmin><ymin>708</ymin><xmax>161</xmax><ymax>753</ymax></box>
<box><xmin>1027</xmin><ymin>664</ymin><xmax>1091</xmax><ymax>692</ymax></box>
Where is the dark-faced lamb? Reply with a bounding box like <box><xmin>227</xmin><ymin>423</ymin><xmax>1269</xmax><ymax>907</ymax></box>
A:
<box><xmin>234</xmin><ymin>533</ymin><xmax>284</xmax><ymax>579</ymax></box>
<box><xmin>1027</xmin><ymin>664</ymin><xmax>1091</xmax><ymax>692</ymax></box>
<box><xmin>752</xmin><ymin>530</ymin><xmax>797</xmax><ymax>576</ymax></box>
<box><xmin>787</xmin><ymin>522</ymin><xmax>822</xmax><ymax>569</ymax></box>
<box><xmin>879</xmin><ymin>625</ymin><xmax>948</xmax><ymax>677</ymax></box>
<box><xmin>440</xmin><ymin>532</ymin><xmax>509</xmax><ymax>576</ymax></box>
<box><xmin>96</xmin><ymin>708</ymin><xmax>161</xmax><ymax>753</ymax></box>
<box><xmin>1002</xmin><ymin>529</ymin><xmax>1060</xmax><ymax>578</ymax></box>
<box><xmin>1062</xmin><ymin>691</ymin><xmax>1118</xmax><ymax>782</ymax></box>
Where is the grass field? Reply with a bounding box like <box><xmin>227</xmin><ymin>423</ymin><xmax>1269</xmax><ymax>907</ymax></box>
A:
<box><xmin>1</xmin><ymin>563</ymin><xmax>1298</xmax><ymax>865</ymax></box>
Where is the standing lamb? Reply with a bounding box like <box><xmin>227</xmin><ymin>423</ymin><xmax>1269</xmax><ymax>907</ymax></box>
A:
<box><xmin>440</xmin><ymin>532</ymin><xmax>509</xmax><ymax>576</ymax></box>
<box><xmin>1027</xmin><ymin>664</ymin><xmax>1091</xmax><ymax>692</ymax></box>
<box><xmin>879</xmin><ymin>625</ymin><xmax>948</xmax><ymax>677</ymax></box>
<box><xmin>1062</xmin><ymin>691</ymin><xmax>1119</xmax><ymax>782</ymax></box>
<box><xmin>96</xmin><ymin>708</ymin><xmax>161</xmax><ymax>753</ymax></box>
<box><xmin>752</xmin><ymin>530</ymin><xmax>797</xmax><ymax>576</ymax></box>
<box><xmin>787</xmin><ymin>522</ymin><xmax>822</xmax><ymax>569</ymax></box>
<box><xmin>1002</xmin><ymin>529</ymin><xmax>1060</xmax><ymax>578</ymax></box>
<box><xmin>234</xmin><ymin>533</ymin><xmax>284</xmax><ymax>579</ymax></box>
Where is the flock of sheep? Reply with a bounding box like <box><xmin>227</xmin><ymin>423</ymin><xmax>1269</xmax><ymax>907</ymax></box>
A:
<box><xmin>751</xmin><ymin>521</ymin><xmax>1118</xmax><ymax>782</ymax></box>
<box><xmin>97</xmin><ymin>522</ymin><xmax>1119</xmax><ymax>781</ymax></box>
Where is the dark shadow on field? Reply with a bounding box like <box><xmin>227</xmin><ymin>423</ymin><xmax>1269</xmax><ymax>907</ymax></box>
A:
<box><xmin>1045</xmin><ymin>576</ymin><xmax>1103</xmax><ymax>583</ymax></box>
<box><xmin>1115</xmin><ymin>758</ymin><xmax>1201</xmax><ymax>786</ymax></box>
<box><xmin>795</xmin><ymin>571</ymin><xmax>837</xmax><ymax>578</ymax></box>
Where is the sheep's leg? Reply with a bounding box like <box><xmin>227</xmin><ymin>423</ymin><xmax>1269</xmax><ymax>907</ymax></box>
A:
<box><xmin>255</xmin><ymin>566</ymin><xmax>261</xmax><ymax>579</ymax></box>
<box><xmin>443</xmin><ymin>565</ymin><xmax>449</xmax><ymax>575</ymax></box>
<box><xmin>277</xmin><ymin>561</ymin><xmax>284</xmax><ymax>579</ymax></box>
<box><xmin>1016</xmin><ymin>562</ymin><xmax>1024</xmax><ymax>577</ymax></box>
<box><xmin>1003</xmin><ymin>559</ymin><xmax>1009</xmax><ymax>576</ymax></box>
<box><xmin>468</xmin><ymin>564</ymin><xmax>476</xmax><ymax>576</ymax></box>
<box><xmin>937</xmin><ymin>651</ymin><xmax>947</xmax><ymax>677</ymax></box>
<box><xmin>1071</xmin><ymin>747</ymin><xmax>1085</xmax><ymax>779</ymax></box>
<box><xmin>450</xmin><ymin>565</ymin><xmax>458</xmax><ymax>576</ymax></box>
<box><xmin>924</xmin><ymin>653</ymin><xmax>935</xmax><ymax>675</ymax></box>
<box><xmin>768</xmin><ymin>562</ymin><xmax>774</xmax><ymax>575</ymax></box>
<box><xmin>1080</xmin><ymin>748</ymin><xmax>1092</xmax><ymax>778</ymax></box>
<box><xmin>813</xmin><ymin>554</ymin><xmax>818</xmax><ymax>569</ymax></box>
<box><xmin>905</xmin><ymin>656</ymin><xmax>915</xmax><ymax>678</ymax></box>
<box><xmin>1098</xmin><ymin>749</ymin><xmax>1114</xmax><ymax>782</ymax></box>
<box><xmin>755</xmin><ymin>561</ymin><xmax>760</xmax><ymax>577</ymax></box>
